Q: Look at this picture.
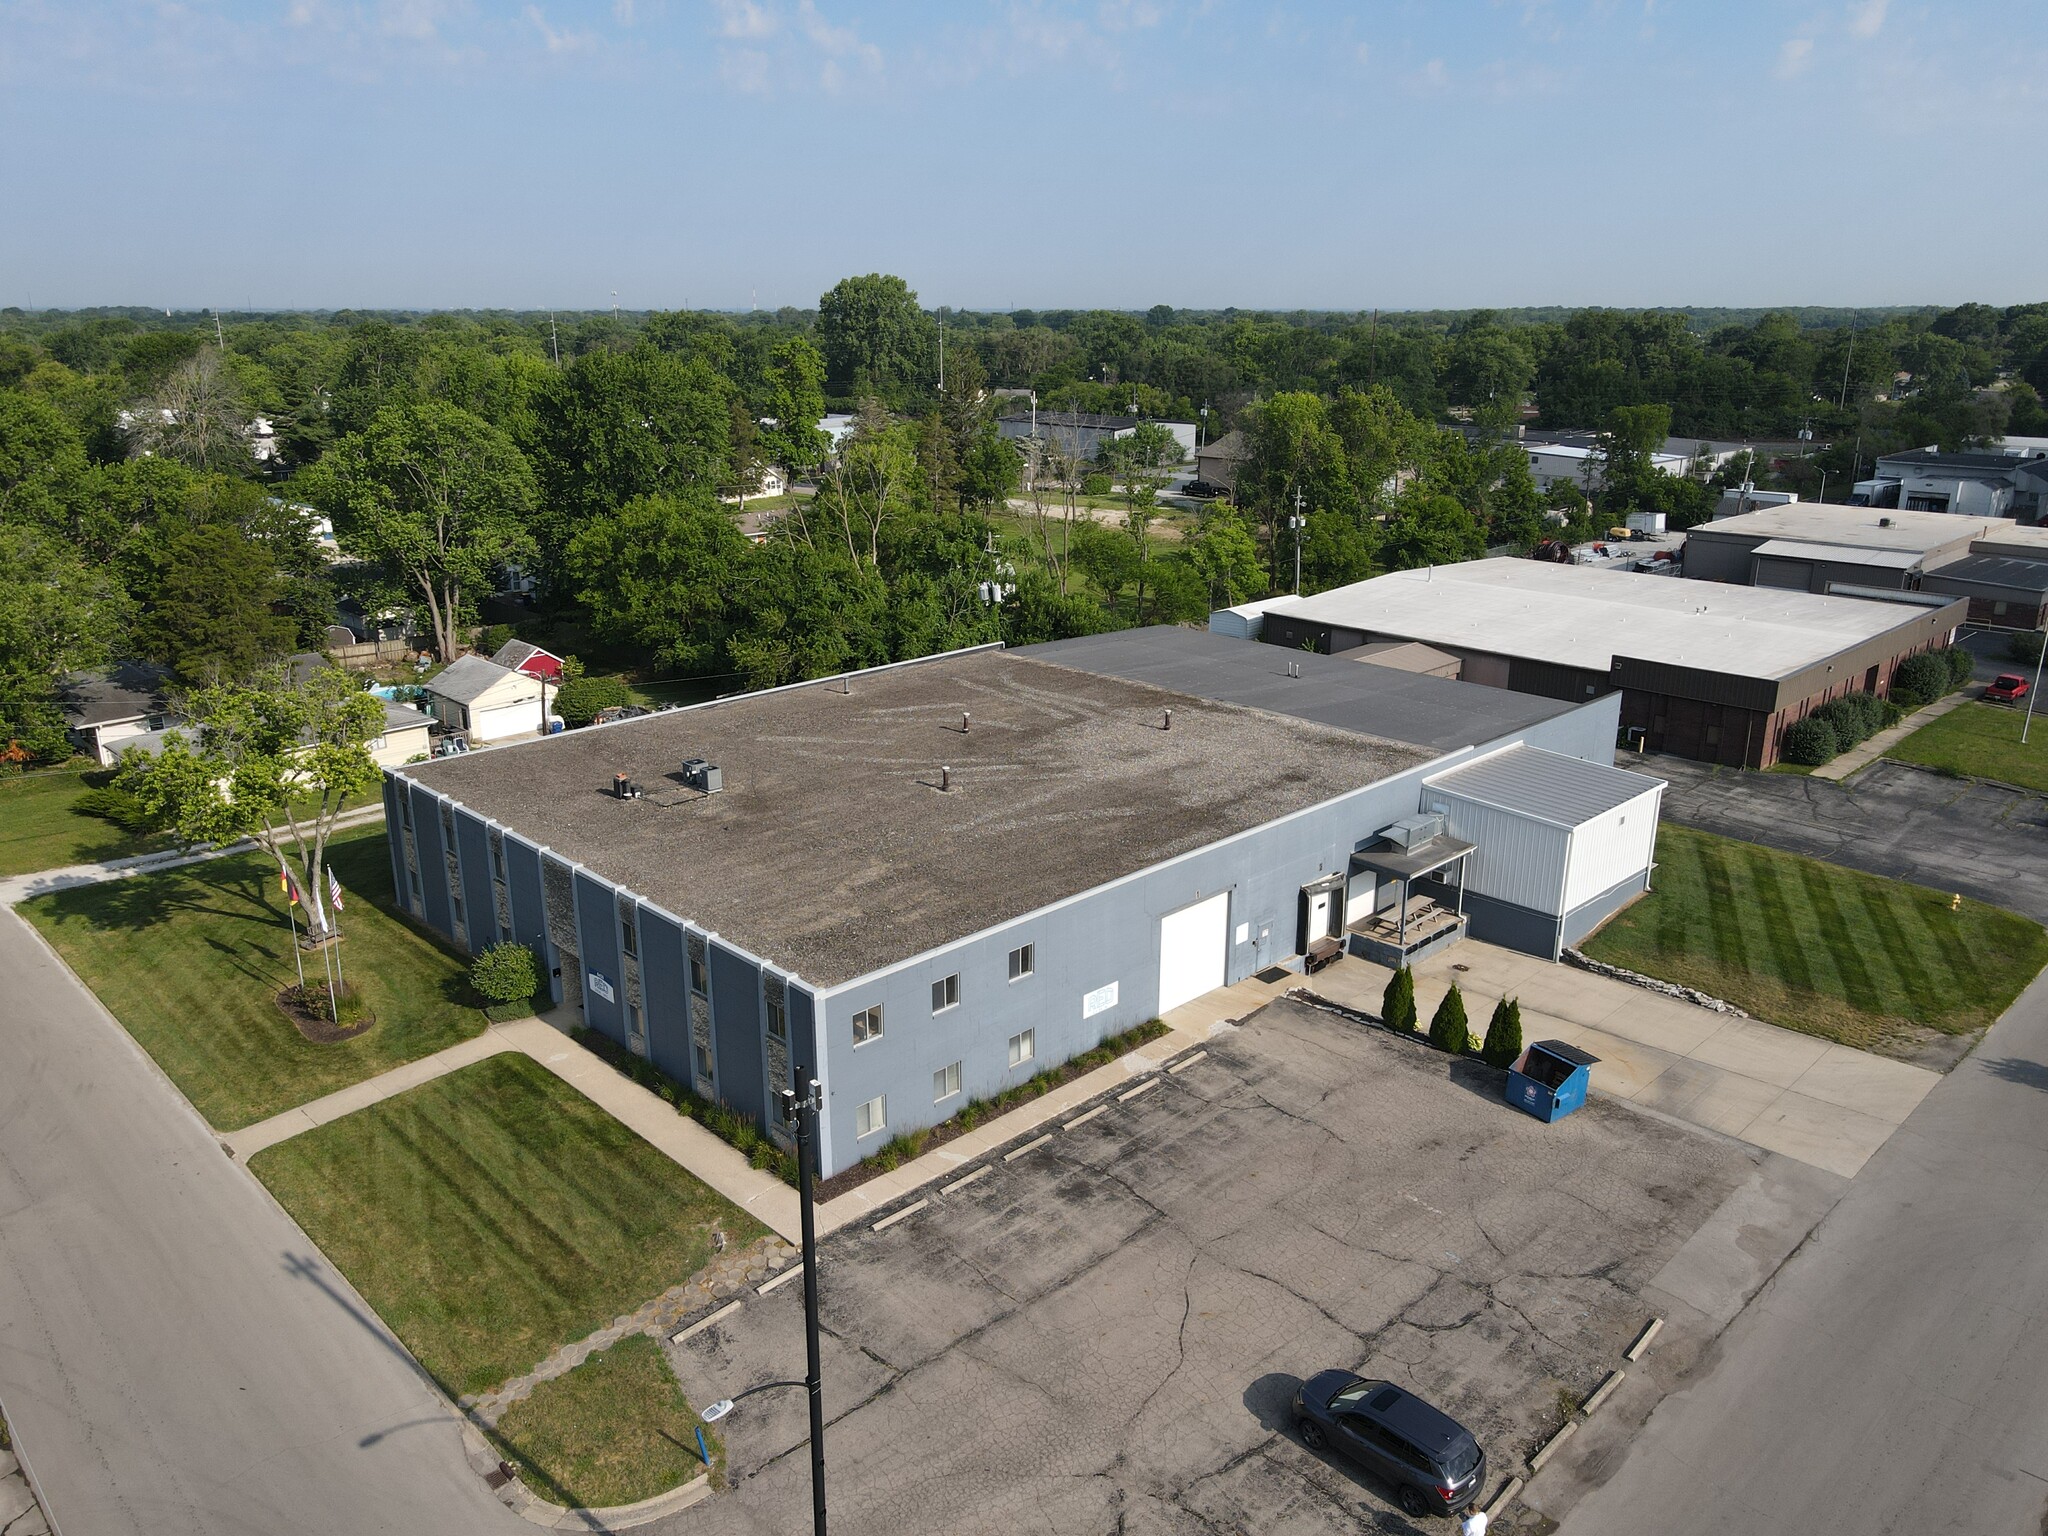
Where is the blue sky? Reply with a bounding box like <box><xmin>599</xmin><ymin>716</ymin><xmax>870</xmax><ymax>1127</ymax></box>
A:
<box><xmin>2</xmin><ymin>1</ymin><xmax>2042</xmax><ymax>311</ymax></box>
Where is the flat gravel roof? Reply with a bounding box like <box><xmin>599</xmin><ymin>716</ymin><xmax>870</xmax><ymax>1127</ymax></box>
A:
<box><xmin>1691</xmin><ymin>504</ymin><xmax>2010</xmax><ymax>554</ymax></box>
<box><xmin>403</xmin><ymin>648</ymin><xmax>1435</xmax><ymax>987</ymax></box>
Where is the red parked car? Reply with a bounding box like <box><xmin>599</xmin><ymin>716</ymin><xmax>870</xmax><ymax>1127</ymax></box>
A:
<box><xmin>1985</xmin><ymin>673</ymin><xmax>2031</xmax><ymax>703</ymax></box>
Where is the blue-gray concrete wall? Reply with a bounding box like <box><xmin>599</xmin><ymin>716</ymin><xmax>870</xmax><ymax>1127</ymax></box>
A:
<box><xmin>1561</xmin><ymin>869</ymin><xmax>1652</xmax><ymax>950</ymax></box>
<box><xmin>641</xmin><ymin>911</ymin><xmax>691</xmax><ymax>1085</ymax></box>
<box><xmin>384</xmin><ymin>778</ymin><xmax>408</xmax><ymax>909</ymax></box>
<box><xmin>409</xmin><ymin>783</ymin><xmax>450</xmax><ymax>935</ymax></box>
<box><xmin>709</xmin><ymin>942</ymin><xmax>766</xmax><ymax>1124</ymax></box>
<box><xmin>574</xmin><ymin>870</ymin><xmax>624</xmax><ymax>1047</ymax></box>
<box><xmin>505</xmin><ymin>835</ymin><xmax>546</xmax><ymax>954</ymax></box>
<box><xmin>454</xmin><ymin>815</ymin><xmax>496</xmax><ymax>953</ymax></box>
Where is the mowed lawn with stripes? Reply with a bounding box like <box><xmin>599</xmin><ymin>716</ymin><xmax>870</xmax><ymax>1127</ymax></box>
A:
<box><xmin>251</xmin><ymin>1052</ymin><xmax>764</xmax><ymax>1398</ymax></box>
<box><xmin>1584</xmin><ymin>824</ymin><xmax>2048</xmax><ymax>1057</ymax></box>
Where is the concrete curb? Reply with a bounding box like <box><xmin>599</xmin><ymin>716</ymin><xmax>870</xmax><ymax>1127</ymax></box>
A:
<box><xmin>0</xmin><ymin>1389</ymin><xmax>64</xmax><ymax>1536</ymax></box>
<box><xmin>939</xmin><ymin>1165</ymin><xmax>990</xmax><ymax>1195</ymax></box>
<box><xmin>1167</xmin><ymin>1049</ymin><xmax>1208</xmax><ymax>1073</ymax></box>
<box><xmin>1581</xmin><ymin>1368</ymin><xmax>1626</xmax><ymax>1417</ymax></box>
<box><xmin>1117</xmin><ymin>1078</ymin><xmax>1160</xmax><ymax>1102</ymax></box>
<box><xmin>1625</xmin><ymin>1316</ymin><xmax>1664</xmax><ymax>1361</ymax></box>
<box><xmin>871</xmin><ymin>1198</ymin><xmax>927</xmax><ymax>1232</ymax></box>
<box><xmin>669</xmin><ymin>1300</ymin><xmax>742</xmax><ymax>1346</ymax></box>
<box><xmin>1003</xmin><ymin>1132</ymin><xmax>1055</xmax><ymax>1163</ymax></box>
<box><xmin>1483</xmin><ymin>1474</ymin><xmax>1523</xmax><ymax>1520</ymax></box>
<box><xmin>1528</xmin><ymin>1418</ymin><xmax>1577</xmax><ymax>1473</ymax></box>
<box><xmin>756</xmin><ymin>1265</ymin><xmax>805</xmax><ymax>1297</ymax></box>
<box><xmin>511</xmin><ymin>1469</ymin><xmax>713</xmax><ymax>1530</ymax></box>
<box><xmin>1063</xmin><ymin>1103</ymin><xmax>1109</xmax><ymax>1129</ymax></box>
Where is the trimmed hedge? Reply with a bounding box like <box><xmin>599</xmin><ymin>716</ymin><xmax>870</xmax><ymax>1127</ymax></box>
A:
<box><xmin>554</xmin><ymin>675</ymin><xmax>630</xmax><ymax>728</ymax></box>
<box><xmin>1482</xmin><ymin>996</ymin><xmax>1523</xmax><ymax>1069</ymax></box>
<box><xmin>1428</xmin><ymin>983</ymin><xmax>1470</xmax><ymax>1054</ymax></box>
<box><xmin>1782</xmin><ymin>717</ymin><xmax>1840</xmax><ymax>766</ymax></box>
<box><xmin>1382</xmin><ymin>965</ymin><xmax>1417</xmax><ymax>1033</ymax></box>
<box><xmin>470</xmin><ymin>941</ymin><xmax>541</xmax><ymax>1005</ymax></box>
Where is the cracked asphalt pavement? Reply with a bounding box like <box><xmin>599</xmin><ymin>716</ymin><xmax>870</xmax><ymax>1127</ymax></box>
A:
<box><xmin>659</xmin><ymin>998</ymin><xmax>1750</xmax><ymax>1535</ymax></box>
<box><xmin>1651</xmin><ymin>755</ymin><xmax>2048</xmax><ymax>925</ymax></box>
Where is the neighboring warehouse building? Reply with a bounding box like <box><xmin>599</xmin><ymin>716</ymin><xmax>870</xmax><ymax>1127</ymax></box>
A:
<box><xmin>995</xmin><ymin>410</ymin><xmax>1137</xmax><ymax>462</ymax></box>
<box><xmin>1684</xmin><ymin>504</ymin><xmax>2048</xmax><ymax>628</ymax></box>
<box><xmin>1235</xmin><ymin>560</ymin><xmax>1967</xmax><ymax>768</ymax></box>
<box><xmin>1854</xmin><ymin>447</ymin><xmax>2048</xmax><ymax>521</ymax></box>
<box><xmin>388</xmin><ymin>631</ymin><xmax>1661</xmax><ymax>1176</ymax></box>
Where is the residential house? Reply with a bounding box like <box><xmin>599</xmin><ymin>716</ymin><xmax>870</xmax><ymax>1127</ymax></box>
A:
<box><xmin>423</xmin><ymin>656</ymin><xmax>556</xmax><ymax>745</ymax></box>
<box><xmin>59</xmin><ymin>663</ymin><xmax>182</xmax><ymax>766</ymax></box>
<box><xmin>491</xmin><ymin>639</ymin><xmax>567</xmax><ymax>683</ymax></box>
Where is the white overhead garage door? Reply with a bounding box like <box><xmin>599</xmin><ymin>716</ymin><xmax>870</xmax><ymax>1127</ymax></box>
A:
<box><xmin>1157</xmin><ymin>891</ymin><xmax>1229</xmax><ymax>1015</ymax></box>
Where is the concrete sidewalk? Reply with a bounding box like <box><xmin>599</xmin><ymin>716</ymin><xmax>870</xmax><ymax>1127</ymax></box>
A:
<box><xmin>1306</xmin><ymin>941</ymin><xmax>1939</xmax><ymax>1178</ymax></box>
<box><xmin>0</xmin><ymin>801</ymin><xmax>387</xmax><ymax>907</ymax></box>
<box><xmin>1810</xmin><ymin>689</ymin><xmax>1967</xmax><ymax>782</ymax></box>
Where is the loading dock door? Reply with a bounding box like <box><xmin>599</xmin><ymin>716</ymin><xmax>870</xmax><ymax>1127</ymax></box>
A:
<box><xmin>1158</xmin><ymin>892</ymin><xmax>1229</xmax><ymax>1015</ymax></box>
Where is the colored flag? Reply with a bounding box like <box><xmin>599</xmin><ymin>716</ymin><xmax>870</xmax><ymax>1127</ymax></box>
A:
<box><xmin>327</xmin><ymin>867</ymin><xmax>345</xmax><ymax>914</ymax></box>
<box><xmin>280</xmin><ymin>861</ymin><xmax>302</xmax><ymax>906</ymax></box>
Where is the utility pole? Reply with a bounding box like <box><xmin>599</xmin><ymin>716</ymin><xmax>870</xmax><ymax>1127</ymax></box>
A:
<box><xmin>787</xmin><ymin>1082</ymin><xmax>828</xmax><ymax>1536</ymax></box>
<box><xmin>2024</xmin><ymin>630</ymin><xmax>2046</xmax><ymax>747</ymax></box>
<box><xmin>549</xmin><ymin>313</ymin><xmax>561</xmax><ymax>367</ymax></box>
<box><xmin>213</xmin><ymin>310</ymin><xmax>225</xmax><ymax>350</ymax></box>
<box><xmin>1291</xmin><ymin>485</ymin><xmax>1305</xmax><ymax>596</ymax></box>
<box><xmin>938</xmin><ymin>318</ymin><xmax>945</xmax><ymax>395</ymax></box>
<box><xmin>1838</xmin><ymin>330</ymin><xmax>1857</xmax><ymax>411</ymax></box>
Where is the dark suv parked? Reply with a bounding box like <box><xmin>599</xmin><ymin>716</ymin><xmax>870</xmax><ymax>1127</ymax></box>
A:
<box><xmin>1292</xmin><ymin>1370</ymin><xmax>1485</xmax><ymax>1516</ymax></box>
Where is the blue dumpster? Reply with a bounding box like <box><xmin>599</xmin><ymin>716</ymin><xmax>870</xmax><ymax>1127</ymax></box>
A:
<box><xmin>1505</xmin><ymin>1040</ymin><xmax>1600</xmax><ymax>1122</ymax></box>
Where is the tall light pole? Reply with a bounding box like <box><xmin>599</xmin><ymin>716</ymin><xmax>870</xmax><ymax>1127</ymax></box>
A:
<box><xmin>703</xmin><ymin>1076</ymin><xmax>827</xmax><ymax>1535</ymax></box>
<box><xmin>2023</xmin><ymin>630</ymin><xmax>2046</xmax><ymax>746</ymax></box>
<box><xmin>1290</xmin><ymin>485</ymin><xmax>1305</xmax><ymax>597</ymax></box>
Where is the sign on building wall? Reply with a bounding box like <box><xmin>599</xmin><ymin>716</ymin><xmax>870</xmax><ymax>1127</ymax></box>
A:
<box><xmin>587</xmin><ymin>970</ymin><xmax>616</xmax><ymax>1003</ymax></box>
<box><xmin>1082</xmin><ymin>981</ymin><xmax>1118</xmax><ymax>1019</ymax></box>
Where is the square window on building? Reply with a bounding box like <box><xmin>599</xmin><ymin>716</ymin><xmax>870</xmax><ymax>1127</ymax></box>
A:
<box><xmin>1008</xmin><ymin>1029</ymin><xmax>1035</xmax><ymax>1068</ymax></box>
<box><xmin>407</xmin><ymin>868</ymin><xmax>423</xmax><ymax>905</ymax></box>
<box><xmin>450</xmin><ymin>889</ymin><xmax>464</xmax><ymax>924</ymax></box>
<box><xmin>855</xmin><ymin>1095</ymin><xmax>886</xmax><ymax>1138</ymax></box>
<box><xmin>766</xmin><ymin>991</ymin><xmax>787</xmax><ymax>1041</ymax></box>
<box><xmin>693</xmin><ymin>1042</ymin><xmax>714</xmax><ymax>1081</ymax></box>
<box><xmin>491</xmin><ymin>843</ymin><xmax>506</xmax><ymax>879</ymax></box>
<box><xmin>1008</xmin><ymin>943</ymin><xmax>1034</xmax><ymax>982</ymax></box>
<box><xmin>934</xmin><ymin>1061</ymin><xmax>962</xmax><ymax>1102</ymax></box>
<box><xmin>689</xmin><ymin>954</ymin><xmax>707</xmax><ymax>997</ymax></box>
<box><xmin>620</xmin><ymin>915</ymin><xmax>637</xmax><ymax>958</ymax></box>
<box><xmin>853</xmin><ymin>1005</ymin><xmax>883</xmax><ymax>1045</ymax></box>
<box><xmin>932</xmin><ymin>973</ymin><xmax>960</xmax><ymax>1014</ymax></box>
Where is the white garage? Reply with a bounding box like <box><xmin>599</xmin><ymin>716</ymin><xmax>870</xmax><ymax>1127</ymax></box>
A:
<box><xmin>1157</xmin><ymin>891</ymin><xmax>1230</xmax><ymax>1014</ymax></box>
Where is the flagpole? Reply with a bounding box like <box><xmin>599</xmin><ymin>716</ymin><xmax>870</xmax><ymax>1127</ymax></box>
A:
<box><xmin>327</xmin><ymin>866</ymin><xmax>346</xmax><ymax>1006</ymax></box>
<box><xmin>307</xmin><ymin>868</ymin><xmax>339</xmax><ymax>1026</ymax></box>
<box><xmin>282</xmin><ymin>864</ymin><xmax>306</xmax><ymax>990</ymax></box>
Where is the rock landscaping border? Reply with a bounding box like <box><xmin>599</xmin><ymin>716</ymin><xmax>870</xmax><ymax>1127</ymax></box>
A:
<box><xmin>1561</xmin><ymin>948</ymin><xmax>1750</xmax><ymax>1018</ymax></box>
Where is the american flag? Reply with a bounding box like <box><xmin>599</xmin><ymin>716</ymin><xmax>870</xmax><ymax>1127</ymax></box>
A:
<box><xmin>327</xmin><ymin>866</ymin><xmax>345</xmax><ymax>914</ymax></box>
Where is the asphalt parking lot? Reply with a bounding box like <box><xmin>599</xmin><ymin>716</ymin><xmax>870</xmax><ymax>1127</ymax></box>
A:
<box><xmin>662</xmin><ymin>998</ymin><xmax>1752</xmax><ymax>1535</ymax></box>
<box><xmin>1652</xmin><ymin>754</ymin><xmax>2048</xmax><ymax>925</ymax></box>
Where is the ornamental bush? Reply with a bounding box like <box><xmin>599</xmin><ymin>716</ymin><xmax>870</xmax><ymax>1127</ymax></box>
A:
<box><xmin>1893</xmin><ymin>651</ymin><xmax>1949</xmax><ymax>706</ymax></box>
<box><xmin>553</xmin><ymin>674</ymin><xmax>630</xmax><ymax>728</ymax></box>
<box><xmin>1814</xmin><ymin>692</ymin><xmax>1886</xmax><ymax>750</ymax></box>
<box><xmin>1381</xmin><ymin>965</ymin><xmax>1417</xmax><ymax>1033</ymax></box>
<box><xmin>1782</xmin><ymin>716</ymin><xmax>1840</xmax><ymax>766</ymax></box>
<box><xmin>2008</xmin><ymin>630</ymin><xmax>2044</xmax><ymax>665</ymax></box>
<box><xmin>470</xmin><ymin>941</ymin><xmax>540</xmax><ymax>1005</ymax></box>
<box><xmin>1482</xmin><ymin>996</ymin><xmax>1524</xmax><ymax>1069</ymax></box>
<box><xmin>1428</xmin><ymin>982</ymin><xmax>1470</xmax><ymax>1054</ymax></box>
<box><xmin>74</xmin><ymin>785</ymin><xmax>152</xmax><ymax>833</ymax></box>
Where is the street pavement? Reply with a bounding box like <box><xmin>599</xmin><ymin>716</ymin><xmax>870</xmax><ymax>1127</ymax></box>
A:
<box><xmin>1558</xmin><ymin>964</ymin><xmax>2048</xmax><ymax>1536</ymax></box>
<box><xmin>1651</xmin><ymin>753</ymin><xmax>2048</xmax><ymax>925</ymax></box>
<box><xmin>0</xmin><ymin>910</ymin><xmax>520</xmax><ymax>1536</ymax></box>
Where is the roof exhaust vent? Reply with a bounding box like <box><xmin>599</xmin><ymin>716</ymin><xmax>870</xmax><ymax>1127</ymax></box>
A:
<box><xmin>961</xmin><ymin>710</ymin><xmax>971</xmax><ymax>732</ymax></box>
<box><xmin>1879</xmin><ymin>516</ymin><xmax>1894</xmax><ymax>527</ymax></box>
<box><xmin>940</xmin><ymin>765</ymin><xmax>952</xmax><ymax>792</ymax></box>
<box><xmin>612</xmin><ymin>773</ymin><xmax>644</xmax><ymax>800</ymax></box>
<box><xmin>1162</xmin><ymin>708</ymin><xmax>1172</xmax><ymax>731</ymax></box>
<box><xmin>680</xmin><ymin>758</ymin><xmax>723</xmax><ymax>793</ymax></box>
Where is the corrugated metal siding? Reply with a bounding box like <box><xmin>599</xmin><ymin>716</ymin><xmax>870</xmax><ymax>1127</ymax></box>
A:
<box><xmin>640</xmin><ymin>910</ymin><xmax>691</xmax><ymax>1086</ymax></box>
<box><xmin>1426</xmin><ymin>745</ymin><xmax>1662</xmax><ymax>826</ymax></box>
<box><xmin>709</xmin><ymin>942</ymin><xmax>766</xmax><ymax>1123</ymax></box>
<box><xmin>454</xmin><ymin>812</ymin><xmax>497</xmax><ymax>954</ymax></box>
<box><xmin>1425</xmin><ymin>793</ymin><xmax>1571</xmax><ymax>914</ymax></box>
<box><xmin>574</xmin><ymin>870</ymin><xmax>624</xmax><ymax>1046</ymax></box>
<box><xmin>1562</xmin><ymin>796</ymin><xmax>1660</xmax><ymax>910</ymax></box>
<box><xmin>409</xmin><ymin>784</ymin><xmax>451</xmax><ymax>937</ymax></box>
<box><xmin>504</xmin><ymin>834</ymin><xmax>547</xmax><ymax>954</ymax></box>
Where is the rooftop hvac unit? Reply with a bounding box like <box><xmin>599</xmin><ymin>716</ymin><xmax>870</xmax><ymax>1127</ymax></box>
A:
<box><xmin>680</xmin><ymin>758</ymin><xmax>723</xmax><ymax>793</ymax></box>
<box><xmin>612</xmin><ymin>773</ymin><xmax>643</xmax><ymax>800</ymax></box>
<box><xmin>1381</xmin><ymin>813</ymin><xmax>1445</xmax><ymax>850</ymax></box>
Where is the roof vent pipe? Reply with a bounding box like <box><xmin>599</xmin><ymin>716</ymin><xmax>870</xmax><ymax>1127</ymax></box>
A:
<box><xmin>962</xmin><ymin>710</ymin><xmax>971</xmax><ymax>732</ymax></box>
<box><xmin>1163</xmin><ymin>708</ymin><xmax>1172</xmax><ymax>731</ymax></box>
<box><xmin>940</xmin><ymin>765</ymin><xmax>951</xmax><ymax>791</ymax></box>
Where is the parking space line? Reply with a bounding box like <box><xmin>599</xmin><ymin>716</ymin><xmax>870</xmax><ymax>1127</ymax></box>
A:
<box><xmin>939</xmin><ymin>1165</ymin><xmax>991</xmax><ymax>1195</ymax></box>
<box><xmin>670</xmin><ymin>1299</ymin><xmax>743</xmax><ymax>1345</ymax></box>
<box><xmin>871</xmin><ymin>1198</ymin><xmax>929</xmax><ymax>1232</ymax></box>
<box><xmin>1003</xmin><ymin>1133</ymin><xmax>1055</xmax><ymax>1163</ymax></box>
<box><xmin>757</xmin><ymin>1265</ymin><xmax>805</xmax><ymax>1296</ymax></box>
<box><xmin>1063</xmin><ymin>1103</ymin><xmax>1109</xmax><ymax>1129</ymax></box>
<box><xmin>1167</xmin><ymin>1050</ymin><xmax>1208</xmax><ymax>1074</ymax></box>
<box><xmin>1117</xmin><ymin>1078</ymin><xmax>1161</xmax><ymax>1102</ymax></box>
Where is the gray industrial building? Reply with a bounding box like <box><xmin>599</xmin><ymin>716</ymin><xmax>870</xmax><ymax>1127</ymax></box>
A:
<box><xmin>1684</xmin><ymin>503</ymin><xmax>2048</xmax><ymax>628</ymax></box>
<box><xmin>386</xmin><ymin>630</ymin><xmax>1660</xmax><ymax>1176</ymax></box>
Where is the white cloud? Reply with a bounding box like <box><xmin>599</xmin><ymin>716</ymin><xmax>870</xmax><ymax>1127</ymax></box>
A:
<box><xmin>797</xmin><ymin>0</ymin><xmax>880</xmax><ymax>70</ymax></box>
<box><xmin>1776</xmin><ymin>35</ymin><xmax>1814</xmax><ymax>77</ymax></box>
<box><xmin>1847</xmin><ymin>0</ymin><xmax>1888</xmax><ymax>38</ymax></box>
<box><xmin>376</xmin><ymin>0</ymin><xmax>462</xmax><ymax>42</ymax></box>
<box><xmin>1096</xmin><ymin>0</ymin><xmax>1164</xmax><ymax>32</ymax></box>
<box><xmin>524</xmin><ymin>5</ymin><xmax>595</xmax><ymax>53</ymax></box>
<box><xmin>720</xmin><ymin>45</ymin><xmax>771</xmax><ymax>91</ymax></box>
<box><xmin>715</xmin><ymin>0</ymin><xmax>777</xmax><ymax>40</ymax></box>
<box><xmin>1419</xmin><ymin>57</ymin><xmax>1448</xmax><ymax>88</ymax></box>
<box><xmin>613</xmin><ymin>0</ymin><xmax>635</xmax><ymax>22</ymax></box>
